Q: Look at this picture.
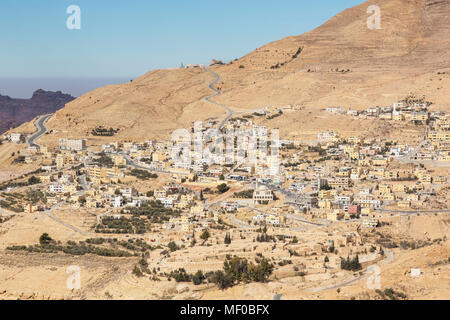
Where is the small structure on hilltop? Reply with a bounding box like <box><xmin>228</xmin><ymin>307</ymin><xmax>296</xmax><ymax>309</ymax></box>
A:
<box><xmin>210</xmin><ymin>59</ymin><xmax>224</xmax><ymax>66</ymax></box>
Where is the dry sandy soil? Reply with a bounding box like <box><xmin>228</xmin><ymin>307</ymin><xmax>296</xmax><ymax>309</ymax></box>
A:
<box><xmin>0</xmin><ymin>212</ymin><xmax>448</xmax><ymax>300</ymax></box>
<box><xmin>1</xmin><ymin>0</ymin><xmax>449</xmax><ymax>300</ymax></box>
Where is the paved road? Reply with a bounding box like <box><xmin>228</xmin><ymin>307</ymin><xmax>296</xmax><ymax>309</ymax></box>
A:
<box><xmin>203</xmin><ymin>67</ymin><xmax>234</xmax><ymax>130</ymax></box>
<box><xmin>27</xmin><ymin>114</ymin><xmax>53</xmax><ymax>148</ymax></box>
<box><xmin>42</xmin><ymin>206</ymin><xmax>90</xmax><ymax>236</ymax></box>
<box><xmin>118</xmin><ymin>152</ymin><xmax>180</xmax><ymax>175</ymax></box>
<box><xmin>285</xmin><ymin>214</ymin><xmax>325</xmax><ymax>227</ymax></box>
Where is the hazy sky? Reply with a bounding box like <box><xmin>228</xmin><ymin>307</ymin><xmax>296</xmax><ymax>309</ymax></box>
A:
<box><xmin>0</xmin><ymin>0</ymin><xmax>365</xmax><ymax>97</ymax></box>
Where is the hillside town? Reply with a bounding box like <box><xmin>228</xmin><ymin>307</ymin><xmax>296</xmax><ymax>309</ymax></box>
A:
<box><xmin>0</xmin><ymin>98</ymin><xmax>448</xmax><ymax>296</ymax></box>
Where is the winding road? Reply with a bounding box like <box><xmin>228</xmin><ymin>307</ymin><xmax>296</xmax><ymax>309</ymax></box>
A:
<box><xmin>27</xmin><ymin>114</ymin><xmax>53</xmax><ymax>148</ymax></box>
<box><xmin>203</xmin><ymin>67</ymin><xmax>234</xmax><ymax>130</ymax></box>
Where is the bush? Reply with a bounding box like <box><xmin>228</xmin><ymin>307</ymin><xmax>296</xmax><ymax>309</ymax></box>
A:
<box><xmin>132</xmin><ymin>265</ymin><xmax>143</xmax><ymax>277</ymax></box>
<box><xmin>224</xmin><ymin>233</ymin><xmax>231</xmax><ymax>244</ymax></box>
<box><xmin>192</xmin><ymin>270</ymin><xmax>205</xmax><ymax>285</ymax></box>
<box><xmin>208</xmin><ymin>256</ymin><xmax>274</xmax><ymax>290</ymax></box>
<box><xmin>340</xmin><ymin>255</ymin><xmax>362</xmax><ymax>271</ymax></box>
<box><xmin>39</xmin><ymin>233</ymin><xmax>53</xmax><ymax>246</ymax></box>
<box><xmin>217</xmin><ymin>183</ymin><xmax>230</xmax><ymax>194</ymax></box>
<box><xmin>200</xmin><ymin>229</ymin><xmax>211</xmax><ymax>241</ymax></box>
<box><xmin>169</xmin><ymin>268</ymin><xmax>191</xmax><ymax>282</ymax></box>
<box><xmin>168</xmin><ymin>241</ymin><xmax>179</xmax><ymax>252</ymax></box>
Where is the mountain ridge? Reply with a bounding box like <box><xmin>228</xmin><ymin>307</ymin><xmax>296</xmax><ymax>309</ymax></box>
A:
<box><xmin>0</xmin><ymin>89</ymin><xmax>75</xmax><ymax>134</ymax></box>
<box><xmin>29</xmin><ymin>0</ymin><xmax>450</xmax><ymax>143</ymax></box>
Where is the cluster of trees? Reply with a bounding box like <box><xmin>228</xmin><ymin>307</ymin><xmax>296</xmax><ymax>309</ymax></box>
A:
<box><xmin>399</xmin><ymin>239</ymin><xmax>440</xmax><ymax>250</ymax></box>
<box><xmin>217</xmin><ymin>183</ymin><xmax>230</xmax><ymax>194</ymax></box>
<box><xmin>0</xmin><ymin>195</ymin><xmax>23</xmax><ymax>213</ymax></box>
<box><xmin>400</xmin><ymin>94</ymin><xmax>432</xmax><ymax>108</ymax></box>
<box><xmin>168</xmin><ymin>241</ymin><xmax>180</xmax><ymax>252</ymax></box>
<box><xmin>376</xmin><ymin>288</ymin><xmax>407</xmax><ymax>300</ymax></box>
<box><xmin>25</xmin><ymin>189</ymin><xmax>46</xmax><ymax>204</ymax></box>
<box><xmin>255</xmin><ymin>226</ymin><xmax>275</xmax><ymax>242</ymax></box>
<box><xmin>233</xmin><ymin>189</ymin><xmax>254</xmax><ymax>199</ymax></box>
<box><xmin>128</xmin><ymin>200</ymin><xmax>180</xmax><ymax>223</ymax></box>
<box><xmin>168</xmin><ymin>268</ymin><xmax>193</xmax><ymax>282</ymax></box>
<box><xmin>117</xmin><ymin>238</ymin><xmax>153</xmax><ymax>252</ymax></box>
<box><xmin>94</xmin><ymin>153</ymin><xmax>114</xmax><ymax>167</ymax></box>
<box><xmin>256</xmin><ymin>233</ymin><xmax>275</xmax><ymax>243</ymax></box>
<box><xmin>128</xmin><ymin>169</ymin><xmax>158</xmax><ymax>180</ymax></box>
<box><xmin>0</xmin><ymin>176</ymin><xmax>41</xmax><ymax>191</ymax></box>
<box><xmin>165</xmin><ymin>268</ymin><xmax>206</xmax><ymax>285</ymax></box>
<box><xmin>165</xmin><ymin>256</ymin><xmax>274</xmax><ymax>290</ymax></box>
<box><xmin>91</xmin><ymin>126</ymin><xmax>120</xmax><ymax>136</ymax></box>
<box><xmin>8</xmin><ymin>233</ymin><xmax>135</xmax><ymax>257</ymax></box>
<box><xmin>292</xmin><ymin>47</ymin><xmax>303</xmax><ymax>59</ymax></box>
<box><xmin>319</xmin><ymin>184</ymin><xmax>332</xmax><ymax>191</ymax></box>
<box><xmin>340</xmin><ymin>255</ymin><xmax>362</xmax><ymax>271</ymax></box>
<box><xmin>211</xmin><ymin>256</ymin><xmax>274</xmax><ymax>290</ymax></box>
<box><xmin>200</xmin><ymin>229</ymin><xmax>211</xmax><ymax>244</ymax></box>
<box><xmin>95</xmin><ymin>216</ymin><xmax>149</xmax><ymax>234</ymax></box>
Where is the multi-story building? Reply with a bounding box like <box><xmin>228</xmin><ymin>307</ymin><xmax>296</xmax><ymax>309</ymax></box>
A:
<box><xmin>253</xmin><ymin>184</ymin><xmax>273</xmax><ymax>204</ymax></box>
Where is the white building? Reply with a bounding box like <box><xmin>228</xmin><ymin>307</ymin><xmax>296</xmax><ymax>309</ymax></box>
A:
<box><xmin>317</xmin><ymin>131</ymin><xmax>339</xmax><ymax>142</ymax></box>
<box><xmin>161</xmin><ymin>198</ymin><xmax>173</xmax><ymax>208</ymax></box>
<box><xmin>111</xmin><ymin>196</ymin><xmax>123</xmax><ymax>208</ymax></box>
<box><xmin>49</xmin><ymin>184</ymin><xmax>64</xmax><ymax>193</ymax></box>
<box><xmin>252</xmin><ymin>125</ymin><xmax>267</xmax><ymax>138</ymax></box>
<box><xmin>253</xmin><ymin>184</ymin><xmax>273</xmax><ymax>204</ymax></box>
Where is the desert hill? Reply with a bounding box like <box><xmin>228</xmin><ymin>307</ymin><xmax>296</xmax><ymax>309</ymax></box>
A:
<box><xmin>35</xmin><ymin>0</ymin><xmax>450</xmax><ymax>143</ymax></box>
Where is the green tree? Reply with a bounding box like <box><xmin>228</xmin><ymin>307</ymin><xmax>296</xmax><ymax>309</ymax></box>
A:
<box><xmin>192</xmin><ymin>270</ymin><xmax>205</xmax><ymax>285</ymax></box>
<box><xmin>200</xmin><ymin>229</ymin><xmax>210</xmax><ymax>241</ymax></box>
<box><xmin>39</xmin><ymin>233</ymin><xmax>53</xmax><ymax>246</ymax></box>
<box><xmin>217</xmin><ymin>183</ymin><xmax>230</xmax><ymax>194</ymax></box>
<box><xmin>224</xmin><ymin>233</ymin><xmax>231</xmax><ymax>244</ymax></box>
<box><xmin>132</xmin><ymin>265</ymin><xmax>143</xmax><ymax>277</ymax></box>
<box><xmin>28</xmin><ymin>176</ymin><xmax>40</xmax><ymax>185</ymax></box>
<box><xmin>168</xmin><ymin>241</ymin><xmax>179</xmax><ymax>252</ymax></box>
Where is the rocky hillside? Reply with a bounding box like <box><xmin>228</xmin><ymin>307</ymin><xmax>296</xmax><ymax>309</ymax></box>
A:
<box><xmin>38</xmin><ymin>0</ymin><xmax>450</xmax><ymax>142</ymax></box>
<box><xmin>0</xmin><ymin>89</ymin><xmax>75</xmax><ymax>134</ymax></box>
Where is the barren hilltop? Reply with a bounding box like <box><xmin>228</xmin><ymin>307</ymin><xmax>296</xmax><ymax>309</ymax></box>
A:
<box><xmin>34</xmin><ymin>0</ymin><xmax>450</xmax><ymax>142</ymax></box>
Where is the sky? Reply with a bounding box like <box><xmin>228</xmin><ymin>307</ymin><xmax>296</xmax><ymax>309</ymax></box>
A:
<box><xmin>0</xmin><ymin>0</ymin><xmax>365</xmax><ymax>97</ymax></box>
